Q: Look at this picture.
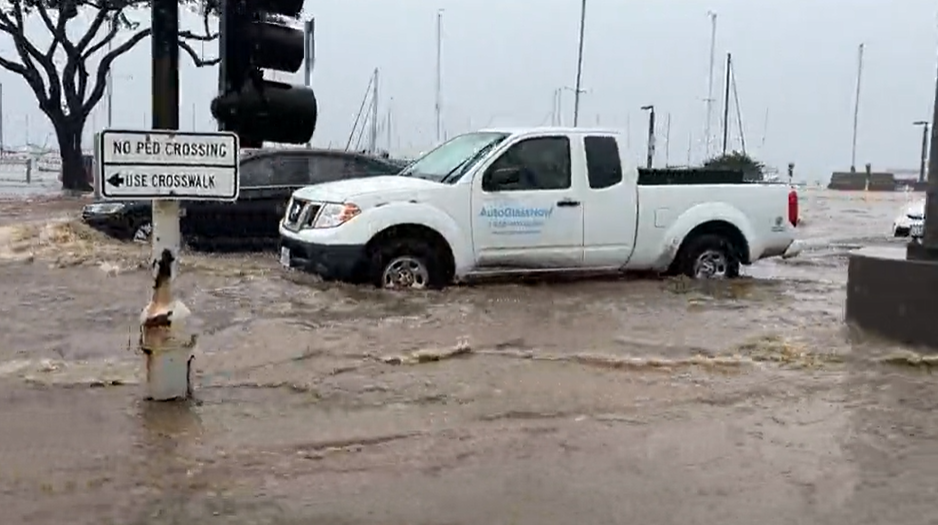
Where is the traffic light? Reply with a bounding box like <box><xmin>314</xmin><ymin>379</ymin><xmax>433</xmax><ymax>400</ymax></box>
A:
<box><xmin>211</xmin><ymin>0</ymin><xmax>318</xmax><ymax>148</ymax></box>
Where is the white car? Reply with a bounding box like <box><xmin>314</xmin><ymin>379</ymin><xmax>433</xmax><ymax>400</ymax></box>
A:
<box><xmin>892</xmin><ymin>199</ymin><xmax>924</xmax><ymax>237</ymax></box>
<box><xmin>278</xmin><ymin>127</ymin><xmax>803</xmax><ymax>289</ymax></box>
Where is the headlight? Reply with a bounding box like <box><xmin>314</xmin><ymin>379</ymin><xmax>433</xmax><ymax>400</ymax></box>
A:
<box><xmin>312</xmin><ymin>202</ymin><xmax>361</xmax><ymax>229</ymax></box>
<box><xmin>84</xmin><ymin>203</ymin><xmax>125</xmax><ymax>214</ymax></box>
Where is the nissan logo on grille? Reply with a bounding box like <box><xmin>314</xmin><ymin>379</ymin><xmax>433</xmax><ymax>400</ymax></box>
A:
<box><xmin>287</xmin><ymin>200</ymin><xmax>304</xmax><ymax>222</ymax></box>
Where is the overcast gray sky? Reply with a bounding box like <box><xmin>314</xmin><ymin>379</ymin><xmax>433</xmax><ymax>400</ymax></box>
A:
<box><xmin>1</xmin><ymin>0</ymin><xmax>937</xmax><ymax>182</ymax></box>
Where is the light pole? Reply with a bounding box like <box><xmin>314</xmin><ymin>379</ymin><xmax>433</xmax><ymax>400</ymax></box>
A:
<box><xmin>572</xmin><ymin>0</ymin><xmax>587</xmax><ymax>126</ymax></box>
<box><xmin>641</xmin><ymin>105</ymin><xmax>655</xmax><ymax>169</ymax></box>
<box><xmin>850</xmin><ymin>43</ymin><xmax>865</xmax><ymax>172</ymax></box>
<box><xmin>435</xmin><ymin>9</ymin><xmax>444</xmax><ymax>143</ymax></box>
<box><xmin>914</xmin><ymin>120</ymin><xmax>929</xmax><ymax>184</ymax></box>
<box><xmin>908</xmin><ymin>55</ymin><xmax>938</xmax><ymax>260</ymax></box>
<box><xmin>844</xmin><ymin>46</ymin><xmax>938</xmax><ymax>350</ymax></box>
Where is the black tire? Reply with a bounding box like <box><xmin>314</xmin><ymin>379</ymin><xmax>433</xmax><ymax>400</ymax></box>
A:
<box><xmin>369</xmin><ymin>237</ymin><xmax>446</xmax><ymax>289</ymax></box>
<box><xmin>677</xmin><ymin>233</ymin><xmax>740</xmax><ymax>279</ymax></box>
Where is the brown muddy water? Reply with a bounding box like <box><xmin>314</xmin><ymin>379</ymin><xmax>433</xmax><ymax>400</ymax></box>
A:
<box><xmin>0</xmin><ymin>190</ymin><xmax>935</xmax><ymax>524</ymax></box>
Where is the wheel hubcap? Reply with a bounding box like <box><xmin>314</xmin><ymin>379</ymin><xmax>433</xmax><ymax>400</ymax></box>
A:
<box><xmin>382</xmin><ymin>256</ymin><xmax>429</xmax><ymax>289</ymax></box>
<box><xmin>693</xmin><ymin>249</ymin><xmax>728</xmax><ymax>278</ymax></box>
<box><xmin>133</xmin><ymin>222</ymin><xmax>152</xmax><ymax>243</ymax></box>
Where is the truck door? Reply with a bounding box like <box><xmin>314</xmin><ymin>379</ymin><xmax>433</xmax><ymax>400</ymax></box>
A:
<box><xmin>582</xmin><ymin>135</ymin><xmax>637</xmax><ymax>267</ymax></box>
<box><xmin>470</xmin><ymin>135</ymin><xmax>584</xmax><ymax>268</ymax></box>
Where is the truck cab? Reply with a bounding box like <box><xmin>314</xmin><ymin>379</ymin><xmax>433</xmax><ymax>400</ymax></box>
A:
<box><xmin>278</xmin><ymin>127</ymin><xmax>802</xmax><ymax>289</ymax></box>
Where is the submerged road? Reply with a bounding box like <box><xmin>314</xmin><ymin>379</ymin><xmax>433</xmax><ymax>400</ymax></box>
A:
<box><xmin>0</xmin><ymin>190</ymin><xmax>935</xmax><ymax>525</ymax></box>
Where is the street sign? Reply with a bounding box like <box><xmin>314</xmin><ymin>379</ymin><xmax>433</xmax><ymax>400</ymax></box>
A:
<box><xmin>96</xmin><ymin>129</ymin><xmax>240</xmax><ymax>201</ymax></box>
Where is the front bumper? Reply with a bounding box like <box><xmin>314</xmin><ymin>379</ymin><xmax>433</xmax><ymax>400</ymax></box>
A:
<box><xmin>781</xmin><ymin>239</ymin><xmax>804</xmax><ymax>259</ymax></box>
<box><xmin>894</xmin><ymin>220</ymin><xmax>922</xmax><ymax>238</ymax></box>
<box><xmin>279</xmin><ymin>236</ymin><xmax>367</xmax><ymax>281</ymax></box>
<box><xmin>893</xmin><ymin>215</ymin><xmax>922</xmax><ymax>238</ymax></box>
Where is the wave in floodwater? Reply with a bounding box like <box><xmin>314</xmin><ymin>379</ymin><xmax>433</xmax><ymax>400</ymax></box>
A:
<box><xmin>0</xmin><ymin>331</ymin><xmax>849</xmax><ymax>390</ymax></box>
<box><xmin>0</xmin><ymin>218</ymin><xmax>277</xmax><ymax>278</ymax></box>
<box><xmin>3</xmin><ymin>328</ymin><xmax>932</xmax><ymax>394</ymax></box>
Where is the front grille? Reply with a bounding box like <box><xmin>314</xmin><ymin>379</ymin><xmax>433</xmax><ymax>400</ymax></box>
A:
<box><xmin>286</xmin><ymin>198</ymin><xmax>307</xmax><ymax>224</ymax></box>
<box><xmin>283</xmin><ymin>199</ymin><xmax>322</xmax><ymax>230</ymax></box>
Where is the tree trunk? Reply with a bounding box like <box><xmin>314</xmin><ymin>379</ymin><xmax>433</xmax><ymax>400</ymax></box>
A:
<box><xmin>57</xmin><ymin>124</ymin><xmax>91</xmax><ymax>192</ymax></box>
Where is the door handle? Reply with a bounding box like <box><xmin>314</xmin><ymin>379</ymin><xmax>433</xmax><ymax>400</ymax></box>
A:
<box><xmin>556</xmin><ymin>199</ymin><xmax>581</xmax><ymax>207</ymax></box>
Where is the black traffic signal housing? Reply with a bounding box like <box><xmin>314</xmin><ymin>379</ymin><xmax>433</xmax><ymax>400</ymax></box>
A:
<box><xmin>211</xmin><ymin>0</ymin><xmax>318</xmax><ymax>148</ymax></box>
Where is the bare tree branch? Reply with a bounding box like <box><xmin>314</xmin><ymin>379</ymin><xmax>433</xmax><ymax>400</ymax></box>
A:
<box><xmin>82</xmin><ymin>17</ymin><xmax>121</xmax><ymax>59</ymax></box>
<box><xmin>179</xmin><ymin>29</ymin><xmax>217</xmax><ymax>41</ymax></box>
<box><xmin>179</xmin><ymin>38</ymin><xmax>219</xmax><ymax>67</ymax></box>
<box><xmin>75</xmin><ymin>5</ymin><xmax>112</xmax><ymax>52</ymax></box>
<box><xmin>0</xmin><ymin>4</ymin><xmax>56</xmax><ymax>113</ymax></box>
<box><xmin>0</xmin><ymin>0</ymin><xmax>219</xmax><ymax>190</ymax></box>
<box><xmin>81</xmin><ymin>26</ymin><xmax>151</xmax><ymax>115</ymax></box>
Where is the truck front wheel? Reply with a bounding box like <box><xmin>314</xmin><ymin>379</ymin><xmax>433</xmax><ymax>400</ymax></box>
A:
<box><xmin>678</xmin><ymin>233</ymin><xmax>740</xmax><ymax>279</ymax></box>
<box><xmin>369</xmin><ymin>238</ymin><xmax>445</xmax><ymax>290</ymax></box>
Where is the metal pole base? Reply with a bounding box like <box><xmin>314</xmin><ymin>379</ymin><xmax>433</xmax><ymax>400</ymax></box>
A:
<box><xmin>140</xmin><ymin>200</ymin><xmax>195</xmax><ymax>401</ymax></box>
<box><xmin>141</xmin><ymin>298</ymin><xmax>196</xmax><ymax>401</ymax></box>
<box><xmin>144</xmin><ymin>344</ymin><xmax>194</xmax><ymax>401</ymax></box>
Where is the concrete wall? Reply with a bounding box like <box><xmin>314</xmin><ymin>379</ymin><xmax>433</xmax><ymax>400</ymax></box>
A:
<box><xmin>828</xmin><ymin>171</ymin><xmax>898</xmax><ymax>191</ymax></box>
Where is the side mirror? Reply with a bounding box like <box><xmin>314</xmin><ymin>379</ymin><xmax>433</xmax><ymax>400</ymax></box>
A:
<box><xmin>487</xmin><ymin>167</ymin><xmax>521</xmax><ymax>187</ymax></box>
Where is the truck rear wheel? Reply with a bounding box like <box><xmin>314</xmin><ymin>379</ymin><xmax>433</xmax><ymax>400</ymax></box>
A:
<box><xmin>369</xmin><ymin>238</ymin><xmax>445</xmax><ymax>290</ymax></box>
<box><xmin>678</xmin><ymin>233</ymin><xmax>740</xmax><ymax>279</ymax></box>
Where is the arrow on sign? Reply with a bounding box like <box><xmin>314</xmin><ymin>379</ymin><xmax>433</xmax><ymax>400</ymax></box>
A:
<box><xmin>107</xmin><ymin>173</ymin><xmax>124</xmax><ymax>187</ymax></box>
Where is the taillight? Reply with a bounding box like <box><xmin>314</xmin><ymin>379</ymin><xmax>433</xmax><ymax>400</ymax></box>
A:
<box><xmin>788</xmin><ymin>189</ymin><xmax>799</xmax><ymax>227</ymax></box>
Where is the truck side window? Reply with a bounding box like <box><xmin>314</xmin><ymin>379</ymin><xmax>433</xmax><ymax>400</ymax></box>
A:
<box><xmin>584</xmin><ymin>136</ymin><xmax>622</xmax><ymax>189</ymax></box>
<box><xmin>484</xmin><ymin>136</ymin><xmax>571</xmax><ymax>191</ymax></box>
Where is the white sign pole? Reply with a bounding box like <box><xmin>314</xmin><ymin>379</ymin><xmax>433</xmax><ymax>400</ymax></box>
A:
<box><xmin>142</xmin><ymin>197</ymin><xmax>192</xmax><ymax>400</ymax></box>
<box><xmin>94</xmin><ymin>129</ymin><xmax>239</xmax><ymax>399</ymax></box>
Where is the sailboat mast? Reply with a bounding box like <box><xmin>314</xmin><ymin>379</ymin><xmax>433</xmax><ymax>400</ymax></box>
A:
<box><xmin>370</xmin><ymin>68</ymin><xmax>379</xmax><ymax>153</ymax></box>
<box><xmin>760</xmin><ymin>107</ymin><xmax>769</xmax><ymax>148</ymax></box>
<box><xmin>704</xmin><ymin>11</ymin><xmax>717</xmax><ymax>159</ymax></box>
<box><xmin>386</xmin><ymin>98</ymin><xmax>393</xmax><ymax>153</ymax></box>
<box><xmin>345</xmin><ymin>74</ymin><xmax>374</xmax><ymax>151</ymax></box>
<box><xmin>730</xmin><ymin>61</ymin><xmax>746</xmax><ymax>153</ymax></box>
<box><xmin>721</xmin><ymin>52</ymin><xmax>731</xmax><ymax>155</ymax></box>
<box><xmin>686</xmin><ymin>132</ymin><xmax>693</xmax><ymax>166</ymax></box>
<box><xmin>664</xmin><ymin>113</ymin><xmax>672</xmax><ymax>167</ymax></box>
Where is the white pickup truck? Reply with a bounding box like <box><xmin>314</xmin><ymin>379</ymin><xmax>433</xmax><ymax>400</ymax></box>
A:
<box><xmin>278</xmin><ymin>127</ymin><xmax>803</xmax><ymax>288</ymax></box>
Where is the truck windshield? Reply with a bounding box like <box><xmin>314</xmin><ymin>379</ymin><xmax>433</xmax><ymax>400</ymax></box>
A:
<box><xmin>400</xmin><ymin>132</ymin><xmax>509</xmax><ymax>183</ymax></box>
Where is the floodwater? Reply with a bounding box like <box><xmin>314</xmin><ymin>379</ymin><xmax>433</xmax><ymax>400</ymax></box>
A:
<box><xmin>0</xmin><ymin>189</ymin><xmax>935</xmax><ymax>525</ymax></box>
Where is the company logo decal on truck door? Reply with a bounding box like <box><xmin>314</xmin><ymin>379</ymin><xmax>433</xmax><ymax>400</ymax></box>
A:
<box><xmin>478</xmin><ymin>205</ymin><xmax>554</xmax><ymax>235</ymax></box>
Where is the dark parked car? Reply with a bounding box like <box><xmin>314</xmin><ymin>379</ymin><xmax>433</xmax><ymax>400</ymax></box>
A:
<box><xmin>81</xmin><ymin>148</ymin><xmax>404</xmax><ymax>249</ymax></box>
